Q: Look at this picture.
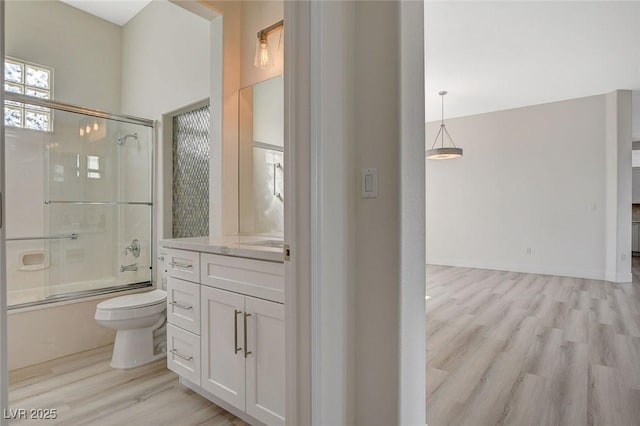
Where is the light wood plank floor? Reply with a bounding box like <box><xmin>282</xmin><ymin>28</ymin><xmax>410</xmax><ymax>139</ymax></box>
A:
<box><xmin>427</xmin><ymin>262</ymin><xmax>640</xmax><ymax>426</ymax></box>
<box><xmin>9</xmin><ymin>345</ymin><xmax>248</xmax><ymax>426</ymax></box>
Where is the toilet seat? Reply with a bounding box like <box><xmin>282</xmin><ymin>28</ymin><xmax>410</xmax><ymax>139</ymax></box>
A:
<box><xmin>95</xmin><ymin>289</ymin><xmax>166</xmax><ymax>322</ymax></box>
<box><xmin>97</xmin><ymin>289</ymin><xmax>166</xmax><ymax>310</ymax></box>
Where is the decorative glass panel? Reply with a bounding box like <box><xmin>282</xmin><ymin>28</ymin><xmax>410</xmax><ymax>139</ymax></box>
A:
<box><xmin>25</xmin><ymin>87</ymin><xmax>49</xmax><ymax>99</ymax></box>
<box><xmin>4</xmin><ymin>61</ymin><xmax>22</xmax><ymax>83</ymax></box>
<box><xmin>4</xmin><ymin>106</ymin><xmax>22</xmax><ymax>127</ymax></box>
<box><xmin>25</xmin><ymin>65</ymin><xmax>49</xmax><ymax>89</ymax></box>
<box><xmin>172</xmin><ymin>105</ymin><xmax>211</xmax><ymax>238</ymax></box>
<box><xmin>5</xmin><ymin>100</ymin><xmax>22</xmax><ymax>107</ymax></box>
<box><xmin>87</xmin><ymin>171</ymin><xmax>101</xmax><ymax>179</ymax></box>
<box><xmin>4</xmin><ymin>83</ymin><xmax>23</xmax><ymax>94</ymax></box>
<box><xmin>24</xmin><ymin>109</ymin><xmax>49</xmax><ymax>130</ymax></box>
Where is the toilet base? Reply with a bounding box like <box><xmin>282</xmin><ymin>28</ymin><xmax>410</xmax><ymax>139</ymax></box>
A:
<box><xmin>111</xmin><ymin>326</ymin><xmax>166</xmax><ymax>369</ymax></box>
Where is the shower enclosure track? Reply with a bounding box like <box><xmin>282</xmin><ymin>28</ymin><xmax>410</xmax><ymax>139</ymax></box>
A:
<box><xmin>4</xmin><ymin>92</ymin><xmax>154</xmax><ymax>127</ymax></box>
<box><xmin>44</xmin><ymin>200</ymin><xmax>153</xmax><ymax>206</ymax></box>
<box><xmin>6</xmin><ymin>233</ymin><xmax>78</xmax><ymax>241</ymax></box>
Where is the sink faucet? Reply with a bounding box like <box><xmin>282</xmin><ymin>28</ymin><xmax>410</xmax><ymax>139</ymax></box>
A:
<box><xmin>120</xmin><ymin>263</ymin><xmax>138</xmax><ymax>272</ymax></box>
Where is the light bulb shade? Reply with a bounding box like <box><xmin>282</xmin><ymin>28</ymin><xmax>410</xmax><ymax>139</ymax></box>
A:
<box><xmin>79</xmin><ymin>127</ymin><xmax>84</xmax><ymax>136</ymax></box>
<box><xmin>426</xmin><ymin>147</ymin><xmax>463</xmax><ymax>160</ymax></box>
<box><xmin>254</xmin><ymin>38</ymin><xmax>270</xmax><ymax>69</ymax></box>
<box><xmin>93</xmin><ymin>121</ymin><xmax>99</xmax><ymax>131</ymax></box>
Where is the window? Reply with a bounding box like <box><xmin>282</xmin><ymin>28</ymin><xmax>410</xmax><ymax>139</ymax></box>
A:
<box><xmin>4</xmin><ymin>57</ymin><xmax>53</xmax><ymax>131</ymax></box>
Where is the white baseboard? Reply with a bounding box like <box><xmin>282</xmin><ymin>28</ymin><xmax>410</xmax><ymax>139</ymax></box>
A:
<box><xmin>426</xmin><ymin>257</ymin><xmax>622</xmax><ymax>282</ymax></box>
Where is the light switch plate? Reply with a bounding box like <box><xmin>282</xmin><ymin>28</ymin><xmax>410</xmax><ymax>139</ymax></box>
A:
<box><xmin>361</xmin><ymin>168</ymin><xmax>378</xmax><ymax>198</ymax></box>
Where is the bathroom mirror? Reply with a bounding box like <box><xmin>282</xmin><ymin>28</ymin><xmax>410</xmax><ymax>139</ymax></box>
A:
<box><xmin>238</xmin><ymin>75</ymin><xmax>284</xmax><ymax>235</ymax></box>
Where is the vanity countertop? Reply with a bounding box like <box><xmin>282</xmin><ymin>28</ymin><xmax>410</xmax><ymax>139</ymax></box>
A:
<box><xmin>159</xmin><ymin>236</ymin><xmax>284</xmax><ymax>263</ymax></box>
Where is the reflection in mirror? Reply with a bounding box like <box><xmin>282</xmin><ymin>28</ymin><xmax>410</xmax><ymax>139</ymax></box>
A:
<box><xmin>239</xmin><ymin>75</ymin><xmax>284</xmax><ymax>235</ymax></box>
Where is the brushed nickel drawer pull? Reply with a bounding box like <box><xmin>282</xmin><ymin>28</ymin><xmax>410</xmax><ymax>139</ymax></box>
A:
<box><xmin>244</xmin><ymin>312</ymin><xmax>252</xmax><ymax>358</ymax></box>
<box><xmin>170</xmin><ymin>349</ymin><xmax>193</xmax><ymax>361</ymax></box>
<box><xmin>169</xmin><ymin>301</ymin><xmax>193</xmax><ymax>310</ymax></box>
<box><xmin>169</xmin><ymin>262</ymin><xmax>193</xmax><ymax>269</ymax></box>
<box><xmin>234</xmin><ymin>310</ymin><xmax>242</xmax><ymax>354</ymax></box>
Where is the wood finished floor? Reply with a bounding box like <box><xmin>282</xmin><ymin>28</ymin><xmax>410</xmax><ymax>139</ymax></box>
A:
<box><xmin>427</xmin><ymin>260</ymin><xmax>640</xmax><ymax>426</ymax></box>
<box><xmin>8</xmin><ymin>345</ymin><xmax>248</xmax><ymax>426</ymax></box>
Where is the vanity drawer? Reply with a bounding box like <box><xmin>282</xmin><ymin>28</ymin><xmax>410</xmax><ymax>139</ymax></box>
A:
<box><xmin>167</xmin><ymin>277</ymin><xmax>200</xmax><ymax>335</ymax></box>
<box><xmin>166</xmin><ymin>248</ymin><xmax>200</xmax><ymax>283</ymax></box>
<box><xmin>200</xmin><ymin>253</ymin><xmax>284</xmax><ymax>303</ymax></box>
<box><xmin>167</xmin><ymin>324</ymin><xmax>201</xmax><ymax>385</ymax></box>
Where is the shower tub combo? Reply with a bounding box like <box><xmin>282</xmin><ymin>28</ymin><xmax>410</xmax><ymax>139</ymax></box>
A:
<box><xmin>5</xmin><ymin>93</ymin><xmax>159</xmax><ymax>369</ymax></box>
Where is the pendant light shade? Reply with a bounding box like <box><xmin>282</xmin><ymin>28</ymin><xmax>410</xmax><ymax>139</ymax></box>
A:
<box><xmin>426</xmin><ymin>91</ymin><xmax>463</xmax><ymax>160</ymax></box>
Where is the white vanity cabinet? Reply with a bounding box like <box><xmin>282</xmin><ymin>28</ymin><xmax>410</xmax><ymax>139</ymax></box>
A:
<box><xmin>201</xmin><ymin>286</ymin><xmax>285</xmax><ymax>426</ymax></box>
<box><xmin>162</xmin><ymin>244</ymin><xmax>285</xmax><ymax>426</ymax></box>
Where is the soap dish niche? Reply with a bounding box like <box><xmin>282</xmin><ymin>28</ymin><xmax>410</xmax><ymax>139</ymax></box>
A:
<box><xmin>18</xmin><ymin>250</ymin><xmax>50</xmax><ymax>271</ymax></box>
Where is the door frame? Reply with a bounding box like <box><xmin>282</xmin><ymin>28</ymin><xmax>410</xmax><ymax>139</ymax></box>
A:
<box><xmin>1</xmin><ymin>0</ymin><xmax>8</xmax><ymax>423</ymax></box>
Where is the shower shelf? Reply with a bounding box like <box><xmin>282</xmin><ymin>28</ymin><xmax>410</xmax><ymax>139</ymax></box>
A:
<box><xmin>44</xmin><ymin>200</ymin><xmax>152</xmax><ymax>206</ymax></box>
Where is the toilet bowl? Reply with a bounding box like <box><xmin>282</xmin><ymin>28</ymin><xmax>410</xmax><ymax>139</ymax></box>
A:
<box><xmin>95</xmin><ymin>289</ymin><xmax>167</xmax><ymax>369</ymax></box>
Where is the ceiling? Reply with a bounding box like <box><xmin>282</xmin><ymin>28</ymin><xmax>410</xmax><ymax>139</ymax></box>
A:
<box><xmin>425</xmin><ymin>1</ymin><xmax>640</xmax><ymax>121</ymax></box>
<box><xmin>59</xmin><ymin>0</ymin><xmax>152</xmax><ymax>26</ymax></box>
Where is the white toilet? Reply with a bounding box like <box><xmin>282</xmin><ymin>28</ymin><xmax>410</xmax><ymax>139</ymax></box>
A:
<box><xmin>95</xmin><ymin>289</ymin><xmax>167</xmax><ymax>369</ymax></box>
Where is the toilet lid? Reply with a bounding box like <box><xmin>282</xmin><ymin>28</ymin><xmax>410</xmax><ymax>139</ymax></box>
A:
<box><xmin>97</xmin><ymin>289</ymin><xmax>167</xmax><ymax>310</ymax></box>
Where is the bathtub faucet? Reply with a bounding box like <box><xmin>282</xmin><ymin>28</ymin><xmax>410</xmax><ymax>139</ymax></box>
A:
<box><xmin>120</xmin><ymin>263</ymin><xmax>138</xmax><ymax>272</ymax></box>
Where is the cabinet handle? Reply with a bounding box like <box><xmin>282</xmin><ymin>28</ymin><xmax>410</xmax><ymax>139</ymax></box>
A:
<box><xmin>169</xmin><ymin>301</ymin><xmax>193</xmax><ymax>310</ymax></box>
<box><xmin>170</xmin><ymin>348</ymin><xmax>193</xmax><ymax>361</ymax></box>
<box><xmin>169</xmin><ymin>261</ymin><xmax>193</xmax><ymax>269</ymax></box>
<box><xmin>234</xmin><ymin>310</ymin><xmax>242</xmax><ymax>354</ymax></box>
<box><xmin>244</xmin><ymin>312</ymin><xmax>252</xmax><ymax>358</ymax></box>
<box><xmin>157</xmin><ymin>256</ymin><xmax>165</xmax><ymax>261</ymax></box>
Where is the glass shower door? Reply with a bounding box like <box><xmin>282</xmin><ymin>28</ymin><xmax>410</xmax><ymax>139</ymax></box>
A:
<box><xmin>5</xmin><ymin>101</ymin><xmax>153</xmax><ymax>307</ymax></box>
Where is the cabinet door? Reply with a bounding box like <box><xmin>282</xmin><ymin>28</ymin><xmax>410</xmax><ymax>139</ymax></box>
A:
<box><xmin>245</xmin><ymin>297</ymin><xmax>285</xmax><ymax>426</ymax></box>
<box><xmin>634</xmin><ymin>224</ymin><xmax>639</xmax><ymax>252</ymax></box>
<box><xmin>201</xmin><ymin>286</ymin><xmax>246</xmax><ymax>411</ymax></box>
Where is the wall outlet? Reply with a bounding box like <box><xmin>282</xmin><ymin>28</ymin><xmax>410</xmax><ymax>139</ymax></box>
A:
<box><xmin>622</xmin><ymin>253</ymin><xmax>627</xmax><ymax>261</ymax></box>
<box><xmin>526</xmin><ymin>247</ymin><xmax>532</xmax><ymax>255</ymax></box>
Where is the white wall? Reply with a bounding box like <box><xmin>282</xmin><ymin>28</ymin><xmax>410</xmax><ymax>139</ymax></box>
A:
<box><xmin>120</xmin><ymin>0</ymin><xmax>210</xmax><ymax>119</ymax></box>
<box><xmin>5</xmin><ymin>0</ymin><xmax>121</xmax><ymax>111</ymax></box>
<box><xmin>426</xmin><ymin>93</ymin><xmax>631</xmax><ymax>281</ymax></box>
<box><xmin>288</xmin><ymin>1</ymin><xmax>426</xmax><ymax>424</ymax></box>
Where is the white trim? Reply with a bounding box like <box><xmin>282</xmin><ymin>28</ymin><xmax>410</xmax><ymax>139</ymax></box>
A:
<box><xmin>284</xmin><ymin>2</ymin><xmax>312</xmax><ymax>425</ymax></box>
<box><xmin>309</xmin><ymin>1</ymin><xmax>322</xmax><ymax>424</ymax></box>
<box><xmin>427</xmin><ymin>257</ymin><xmax>621</xmax><ymax>281</ymax></box>
<box><xmin>398</xmin><ymin>1</ymin><xmax>426</xmax><ymax>424</ymax></box>
<box><xmin>0</xmin><ymin>1</ymin><xmax>8</xmax><ymax>422</ymax></box>
<box><xmin>210</xmin><ymin>14</ymin><xmax>223</xmax><ymax>238</ymax></box>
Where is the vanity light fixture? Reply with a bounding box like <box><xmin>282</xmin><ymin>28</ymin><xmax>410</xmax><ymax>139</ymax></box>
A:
<box><xmin>426</xmin><ymin>91</ymin><xmax>463</xmax><ymax>160</ymax></box>
<box><xmin>254</xmin><ymin>19</ymin><xmax>284</xmax><ymax>69</ymax></box>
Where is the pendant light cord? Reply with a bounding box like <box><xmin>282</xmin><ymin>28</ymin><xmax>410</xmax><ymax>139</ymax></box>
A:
<box><xmin>430</xmin><ymin>91</ymin><xmax>458</xmax><ymax>149</ymax></box>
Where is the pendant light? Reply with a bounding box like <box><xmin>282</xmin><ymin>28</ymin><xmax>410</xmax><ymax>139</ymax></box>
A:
<box><xmin>426</xmin><ymin>91</ymin><xmax>463</xmax><ymax>160</ymax></box>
